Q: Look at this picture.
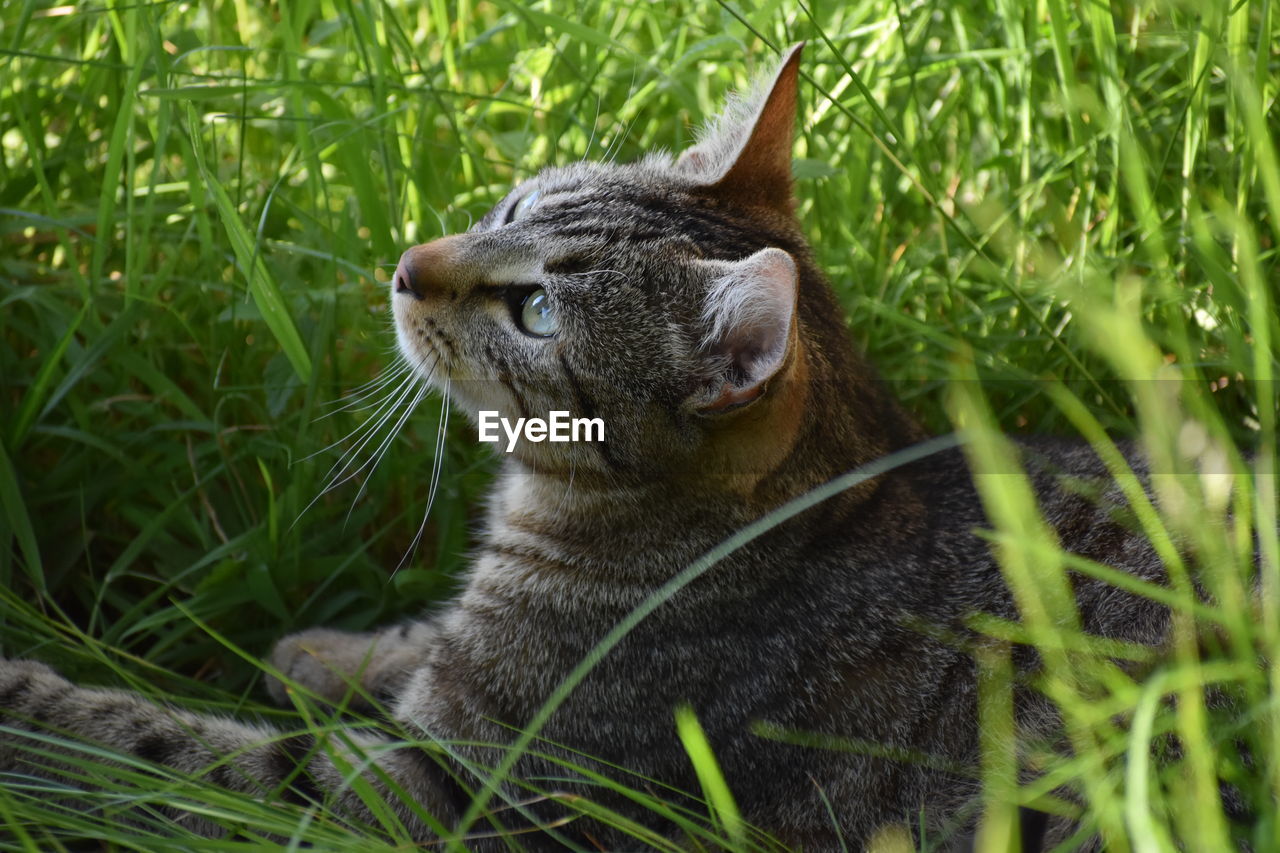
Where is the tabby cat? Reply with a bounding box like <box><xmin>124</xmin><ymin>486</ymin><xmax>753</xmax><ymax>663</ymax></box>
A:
<box><xmin>0</xmin><ymin>45</ymin><xmax>1174</xmax><ymax>849</ymax></box>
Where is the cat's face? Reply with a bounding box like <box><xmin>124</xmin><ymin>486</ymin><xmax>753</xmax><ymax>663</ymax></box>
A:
<box><xmin>391</xmin><ymin>47</ymin><xmax>813</xmax><ymax>485</ymax></box>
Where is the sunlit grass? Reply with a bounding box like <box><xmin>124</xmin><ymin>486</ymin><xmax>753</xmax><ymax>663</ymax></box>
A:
<box><xmin>1</xmin><ymin>0</ymin><xmax>1276</xmax><ymax>849</ymax></box>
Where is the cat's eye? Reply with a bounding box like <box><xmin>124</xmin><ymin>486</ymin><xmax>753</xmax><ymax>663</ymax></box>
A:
<box><xmin>518</xmin><ymin>288</ymin><xmax>557</xmax><ymax>337</ymax></box>
<box><xmin>507</xmin><ymin>189</ymin><xmax>541</xmax><ymax>224</ymax></box>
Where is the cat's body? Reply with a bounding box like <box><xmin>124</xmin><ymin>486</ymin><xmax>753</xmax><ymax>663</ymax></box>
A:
<box><xmin>321</xmin><ymin>438</ymin><xmax>1161</xmax><ymax>849</ymax></box>
<box><xmin>1</xmin><ymin>46</ymin><xmax>1173</xmax><ymax>849</ymax></box>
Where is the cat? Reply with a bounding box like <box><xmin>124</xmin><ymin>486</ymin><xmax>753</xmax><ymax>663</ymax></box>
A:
<box><xmin>0</xmin><ymin>44</ymin><xmax>1180</xmax><ymax>850</ymax></box>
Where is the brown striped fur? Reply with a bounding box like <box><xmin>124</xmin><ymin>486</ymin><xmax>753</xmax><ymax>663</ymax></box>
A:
<box><xmin>0</xmin><ymin>45</ymin><xmax>1182</xmax><ymax>849</ymax></box>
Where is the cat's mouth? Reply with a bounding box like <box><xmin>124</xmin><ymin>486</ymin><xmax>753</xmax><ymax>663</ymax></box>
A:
<box><xmin>395</xmin><ymin>311</ymin><xmax>462</xmax><ymax>389</ymax></box>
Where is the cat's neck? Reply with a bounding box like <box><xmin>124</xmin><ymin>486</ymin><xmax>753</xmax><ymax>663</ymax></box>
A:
<box><xmin>486</xmin><ymin>462</ymin><xmax>740</xmax><ymax>569</ymax></box>
<box><xmin>481</xmin><ymin>370</ymin><xmax>925</xmax><ymax>582</ymax></box>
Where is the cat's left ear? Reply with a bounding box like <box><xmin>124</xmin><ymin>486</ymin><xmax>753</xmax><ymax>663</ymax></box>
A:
<box><xmin>693</xmin><ymin>247</ymin><xmax>799</xmax><ymax>414</ymax></box>
<box><xmin>676</xmin><ymin>43</ymin><xmax>804</xmax><ymax>214</ymax></box>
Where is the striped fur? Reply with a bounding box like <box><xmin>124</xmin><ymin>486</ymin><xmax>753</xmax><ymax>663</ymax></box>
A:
<box><xmin>1</xmin><ymin>45</ymin><xmax>1181</xmax><ymax>849</ymax></box>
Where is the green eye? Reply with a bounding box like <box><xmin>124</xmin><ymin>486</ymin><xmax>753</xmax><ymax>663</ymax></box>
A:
<box><xmin>519</xmin><ymin>288</ymin><xmax>557</xmax><ymax>337</ymax></box>
<box><xmin>510</xmin><ymin>189</ymin><xmax>541</xmax><ymax>223</ymax></box>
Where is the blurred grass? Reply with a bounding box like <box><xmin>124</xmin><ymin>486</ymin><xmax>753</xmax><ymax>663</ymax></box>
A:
<box><xmin>0</xmin><ymin>0</ymin><xmax>1277</xmax><ymax>849</ymax></box>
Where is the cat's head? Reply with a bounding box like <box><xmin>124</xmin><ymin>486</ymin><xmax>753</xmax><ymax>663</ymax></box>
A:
<box><xmin>391</xmin><ymin>45</ymin><xmax>883</xmax><ymax>488</ymax></box>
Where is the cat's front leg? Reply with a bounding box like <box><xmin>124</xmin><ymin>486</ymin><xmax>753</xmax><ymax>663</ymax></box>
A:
<box><xmin>267</xmin><ymin>620</ymin><xmax>440</xmax><ymax>711</ymax></box>
<box><xmin>0</xmin><ymin>657</ymin><xmax>454</xmax><ymax>838</ymax></box>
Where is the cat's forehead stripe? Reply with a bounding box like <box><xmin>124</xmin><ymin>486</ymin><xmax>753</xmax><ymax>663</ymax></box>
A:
<box><xmin>527</xmin><ymin>185</ymin><xmax>783</xmax><ymax>261</ymax></box>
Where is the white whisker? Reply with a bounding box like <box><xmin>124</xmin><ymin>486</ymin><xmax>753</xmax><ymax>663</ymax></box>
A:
<box><xmin>292</xmin><ymin>356</ymin><xmax>435</xmax><ymax>526</ymax></box>
<box><xmin>300</xmin><ymin>366</ymin><xmax>418</xmax><ymax>465</ymax></box>
<box><xmin>603</xmin><ymin>65</ymin><xmax>641</xmax><ymax>165</ymax></box>
<box><xmin>395</xmin><ymin>380</ymin><xmax>451</xmax><ymax>574</ymax></box>
<box><xmin>347</xmin><ymin>377</ymin><xmax>431</xmax><ymax>520</ymax></box>
<box><xmin>315</xmin><ymin>361</ymin><xmax>412</xmax><ymax>419</ymax></box>
<box><xmin>330</xmin><ymin>359</ymin><xmax>409</xmax><ymax>399</ymax></box>
<box><xmin>584</xmin><ymin>88</ymin><xmax>605</xmax><ymax>161</ymax></box>
<box><xmin>315</xmin><ymin>357</ymin><xmax>436</xmax><ymax>494</ymax></box>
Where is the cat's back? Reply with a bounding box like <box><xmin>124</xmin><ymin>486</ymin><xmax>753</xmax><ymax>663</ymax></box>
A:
<box><xmin>857</xmin><ymin>436</ymin><xmax>1169</xmax><ymax>646</ymax></box>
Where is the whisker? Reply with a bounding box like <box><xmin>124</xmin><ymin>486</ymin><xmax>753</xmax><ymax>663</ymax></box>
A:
<box><xmin>603</xmin><ymin>64</ymin><xmax>641</xmax><ymax>165</ymax></box>
<box><xmin>299</xmin><ymin>366</ymin><xmax>418</xmax><ymax>465</ymax></box>
<box><xmin>315</xmin><ymin>359</ymin><xmax>434</xmax><ymax>493</ymax></box>
<box><xmin>347</xmin><ymin>377</ymin><xmax>431</xmax><ymax>521</ymax></box>
<box><xmin>315</xmin><ymin>361</ymin><xmax>412</xmax><ymax>420</ymax></box>
<box><xmin>326</xmin><ymin>358</ymin><xmax>409</xmax><ymax>400</ymax></box>
<box><xmin>396</xmin><ymin>380</ymin><xmax>451</xmax><ymax>574</ymax></box>
<box><xmin>425</xmin><ymin>385</ymin><xmax>450</xmax><ymax>515</ymax></box>
<box><xmin>292</xmin><ymin>366</ymin><xmax>426</xmax><ymax>523</ymax></box>
<box><xmin>584</xmin><ymin>88</ymin><xmax>605</xmax><ymax>161</ymax></box>
<box><xmin>294</xmin><ymin>339</ymin><xmax>442</xmax><ymax>531</ymax></box>
<box><xmin>605</xmin><ymin>108</ymin><xmax>637</xmax><ymax>165</ymax></box>
<box><xmin>562</xmin><ymin>268</ymin><xmax>628</xmax><ymax>282</ymax></box>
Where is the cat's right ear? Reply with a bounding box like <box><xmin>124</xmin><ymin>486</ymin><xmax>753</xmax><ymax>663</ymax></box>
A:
<box><xmin>675</xmin><ymin>43</ymin><xmax>804</xmax><ymax>215</ymax></box>
<box><xmin>693</xmin><ymin>247</ymin><xmax>799</xmax><ymax>415</ymax></box>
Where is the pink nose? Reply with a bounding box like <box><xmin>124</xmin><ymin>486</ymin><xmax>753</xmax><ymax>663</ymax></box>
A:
<box><xmin>392</xmin><ymin>256</ymin><xmax>423</xmax><ymax>300</ymax></box>
<box><xmin>390</xmin><ymin>235</ymin><xmax>468</xmax><ymax>303</ymax></box>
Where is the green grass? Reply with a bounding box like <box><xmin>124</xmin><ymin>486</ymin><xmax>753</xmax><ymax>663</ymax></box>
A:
<box><xmin>0</xmin><ymin>0</ymin><xmax>1277</xmax><ymax>849</ymax></box>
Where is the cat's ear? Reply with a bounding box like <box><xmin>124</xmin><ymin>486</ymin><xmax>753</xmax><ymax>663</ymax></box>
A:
<box><xmin>694</xmin><ymin>247</ymin><xmax>799</xmax><ymax>414</ymax></box>
<box><xmin>675</xmin><ymin>43</ymin><xmax>804</xmax><ymax>214</ymax></box>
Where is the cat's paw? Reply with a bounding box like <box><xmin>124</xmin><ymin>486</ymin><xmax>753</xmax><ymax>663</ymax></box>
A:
<box><xmin>265</xmin><ymin>628</ymin><xmax>378</xmax><ymax>709</ymax></box>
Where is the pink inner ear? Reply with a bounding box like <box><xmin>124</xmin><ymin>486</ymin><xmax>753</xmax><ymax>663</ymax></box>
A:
<box><xmin>733</xmin><ymin>250</ymin><xmax>794</xmax><ymax>374</ymax></box>
<box><xmin>697</xmin><ymin>248</ymin><xmax>798</xmax><ymax>413</ymax></box>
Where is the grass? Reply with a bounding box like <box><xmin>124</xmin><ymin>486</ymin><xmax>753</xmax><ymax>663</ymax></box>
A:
<box><xmin>0</xmin><ymin>0</ymin><xmax>1277</xmax><ymax>849</ymax></box>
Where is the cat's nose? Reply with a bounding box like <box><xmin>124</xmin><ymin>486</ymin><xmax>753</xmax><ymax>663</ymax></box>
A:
<box><xmin>392</xmin><ymin>235</ymin><xmax>467</xmax><ymax>302</ymax></box>
<box><xmin>393</xmin><ymin>260</ymin><xmax>423</xmax><ymax>300</ymax></box>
